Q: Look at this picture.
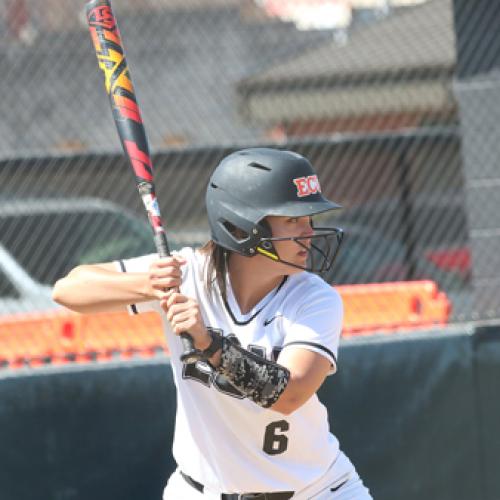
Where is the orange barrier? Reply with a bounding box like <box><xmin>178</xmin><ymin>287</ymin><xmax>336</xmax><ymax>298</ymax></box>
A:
<box><xmin>0</xmin><ymin>280</ymin><xmax>451</xmax><ymax>368</ymax></box>
<box><xmin>338</xmin><ymin>280</ymin><xmax>451</xmax><ymax>336</ymax></box>
<box><xmin>0</xmin><ymin>311</ymin><xmax>168</xmax><ymax>368</ymax></box>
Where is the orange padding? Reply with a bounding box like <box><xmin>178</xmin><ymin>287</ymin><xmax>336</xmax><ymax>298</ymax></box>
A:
<box><xmin>338</xmin><ymin>280</ymin><xmax>452</xmax><ymax>336</ymax></box>
<box><xmin>0</xmin><ymin>280</ymin><xmax>451</xmax><ymax>368</ymax></box>
<box><xmin>0</xmin><ymin>311</ymin><xmax>168</xmax><ymax>368</ymax></box>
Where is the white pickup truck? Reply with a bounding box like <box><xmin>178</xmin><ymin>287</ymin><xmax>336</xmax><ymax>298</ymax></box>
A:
<box><xmin>0</xmin><ymin>197</ymin><xmax>208</xmax><ymax>317</ymax></box>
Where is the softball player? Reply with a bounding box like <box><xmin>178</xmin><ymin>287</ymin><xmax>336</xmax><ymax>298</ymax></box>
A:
<box><xmin>53</xmin><ymin>148</ymin><xmax>372</xmax><ymax>499</ymax></box>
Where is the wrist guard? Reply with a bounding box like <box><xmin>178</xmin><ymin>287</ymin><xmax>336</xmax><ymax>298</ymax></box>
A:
<box><xmin>198</xmin><ymin>328</ymin><xmax>224</xmax><ymax>360</ymax></box>
<box><xmin>215</xmin><ymin>336</ymin><xmax>290</xmax><ymax>408</ymax></box>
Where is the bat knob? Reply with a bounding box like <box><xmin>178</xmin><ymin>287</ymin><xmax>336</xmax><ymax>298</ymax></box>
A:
<box><xmin>180</xmin><ymin>351</ymin><xmax>203</xmax><ymax>365</ymax></box>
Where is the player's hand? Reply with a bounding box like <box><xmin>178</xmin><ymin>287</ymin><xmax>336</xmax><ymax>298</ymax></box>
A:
<box><xmin>147</xmin><ymin>255</ymin><xmax>186</xmax><ymax>300</ymax></box>
<box><xmin>162</xmin><ymin>292</ymin><xmax>211</xmax><ymax>350</ymax></box>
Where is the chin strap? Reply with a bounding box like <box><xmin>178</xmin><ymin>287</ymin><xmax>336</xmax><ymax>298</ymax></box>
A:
<box><xmin>213</xmin><ymin>335</ymin><xmax>290</xmax><ymax>408</ymax></box>
<box><xmin>256</xmin><ymin>244</ymin><xmax>279</xmax><ymax>261</ymax></box>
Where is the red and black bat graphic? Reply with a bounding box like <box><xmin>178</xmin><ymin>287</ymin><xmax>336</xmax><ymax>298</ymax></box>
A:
<box><xmin>86</xmin><ymin>0</ymin><xmax>201</xmax><ymax>364</ymax></box>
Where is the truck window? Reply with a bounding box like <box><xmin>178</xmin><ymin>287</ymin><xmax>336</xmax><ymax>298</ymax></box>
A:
<box><xmin>0</xmin><ymin>211</ymin><xmax>155</xmax><ymax>286</ymax></box>
<box><xmin>0</xmin><ymin>268</ymin><xmax>20</xmax><ymax>298</ymax></box>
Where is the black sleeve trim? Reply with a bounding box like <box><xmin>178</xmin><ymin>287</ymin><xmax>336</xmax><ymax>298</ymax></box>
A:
<box><xmin>117</xmin><ymin>259</ymin><xmax>138</xmax><ymax>315</ymax></box>
<box><xmin>282</xmin><ymin>341</ymin><xmax>337</xmax><ymax>365</ymax></box>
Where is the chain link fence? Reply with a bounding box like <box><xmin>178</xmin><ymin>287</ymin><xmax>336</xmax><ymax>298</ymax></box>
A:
<box><xmin>1</xmin><ymin>0</ymin><xmax>499</xmax><ymax>326</ymax></box>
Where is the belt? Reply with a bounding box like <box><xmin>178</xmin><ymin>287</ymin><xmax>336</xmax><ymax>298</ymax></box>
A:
<box><xmin>180</xmin><ymin>471</ymin><xmax>295</xmax><ymax>500</ymax></box>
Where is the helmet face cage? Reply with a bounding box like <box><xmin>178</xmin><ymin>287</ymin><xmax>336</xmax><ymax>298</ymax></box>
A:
<box><xmin>256</xmin><ymin>225</ymin><xmax>344</xmax><ymax>276</ymax></box>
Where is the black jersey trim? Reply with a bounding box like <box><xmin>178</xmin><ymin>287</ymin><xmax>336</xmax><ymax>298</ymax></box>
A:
<box><xmin>118</xmin><ymin>259</ymin><xmax>138</xmax><ymax>315</ymax></box>
<box><xmin>223</xmin><ymin>276</ymin><xmax>288</xmax><ymax>326</ymax></box>
<box><xmin>282</xmin><ymin>341</ymin><xmax>337</xmax><ymax>364</ymax></box>
<box><xmin>223</xmin><ymin>297</ymin><xmax>259</xmax><ymax>326</ymax></box>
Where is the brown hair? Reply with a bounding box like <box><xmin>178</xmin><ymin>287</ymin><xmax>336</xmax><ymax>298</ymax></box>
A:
<box><xmin>199</xmin><ymin>240</ymin><xmax>228</xmax><ymax>301</ymax></box>
<box><xmin>199</xmin><ymin>218</ymin><xmax>260</xmax><ymax>301</ymax></box>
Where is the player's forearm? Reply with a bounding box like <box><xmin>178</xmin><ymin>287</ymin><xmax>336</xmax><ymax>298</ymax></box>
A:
<box><xmin>269</xmin><ymin>374</ymin><xmax>323</xmax><ymax>415</ymax></box>
<box><xmin>207</xmin><ymin>337</ymin><xmax>330</xmax><ymax>415</ymax></box>
<box><xmin>52</xmin><ymin>264</ymin><xmax>154</xmax><ymax>314</ymax></box>
<box><xmin>271</xmin><ymin>348</ymin><xmax>331</xmax><ymax>415</ymax></box>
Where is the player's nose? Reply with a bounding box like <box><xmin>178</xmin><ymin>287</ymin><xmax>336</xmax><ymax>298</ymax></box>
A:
<box><xmin>298</xmin><ymin>217</ymin><xmax>314</xmax><ymax>248</ymax></box>
<box><xmin>299</xmin><ymin>217</ymin><xmax>314</xmax><ymax>236</ymax></box>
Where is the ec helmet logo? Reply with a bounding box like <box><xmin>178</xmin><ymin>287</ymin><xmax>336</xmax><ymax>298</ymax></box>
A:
<box><xmin>293</xmin><ymin>175</ymin><xmax>321</xmax><ymax>197</ymax></box>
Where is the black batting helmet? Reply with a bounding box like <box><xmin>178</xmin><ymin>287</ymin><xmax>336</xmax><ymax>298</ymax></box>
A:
<box><xmin>206</xmin><ymin>148</ymin><xmax>343</xmax><ymax>274</ymax></box>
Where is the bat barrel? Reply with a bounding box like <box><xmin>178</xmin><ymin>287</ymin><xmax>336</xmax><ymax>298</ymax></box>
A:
<box><xmin>86</xmin><ymin>0</ymin><xmax>201</xmax><ymax>365</ymax></box>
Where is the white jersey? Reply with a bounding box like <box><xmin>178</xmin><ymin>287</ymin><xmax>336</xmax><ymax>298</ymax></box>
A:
<box><xmin>118</xmin><ymin>247</ymin><xmax>344</xmax><ymax>494</ymax></box>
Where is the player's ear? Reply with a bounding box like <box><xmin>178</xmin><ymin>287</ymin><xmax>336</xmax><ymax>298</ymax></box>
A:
<box><xmin>255</xmin><ymin>217</ymin><xmax>280</xmax><ymax>261</ymax></box>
